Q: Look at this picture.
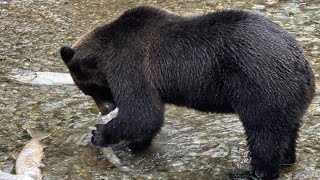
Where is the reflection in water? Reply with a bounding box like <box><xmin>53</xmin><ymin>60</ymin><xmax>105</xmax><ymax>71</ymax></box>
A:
<box><xmin>0</xmin><ymin>0</ymin><xmax>319</xmax><ymax>179</ymax></box>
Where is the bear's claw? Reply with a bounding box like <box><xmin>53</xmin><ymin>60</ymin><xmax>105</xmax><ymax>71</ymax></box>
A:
<box><xmin>91</xmin><ymin>124</ymin><xmax>107</xmax><ymax>146</ymax></box>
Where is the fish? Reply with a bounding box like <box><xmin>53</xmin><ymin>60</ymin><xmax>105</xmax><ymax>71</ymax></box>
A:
<box><xmin>100</xmin><ymin>107</ymin><xmax>119</xmax><ymax>124</ymax></box>
<box><xmin>97</xmin><ymin>108</ymin><xmax>132</xmax><ymax>172</ymax></box>
<box><xmin>101</xmin><ymin>147</ymin><xmax>131</xmax><ymax>172</ymax></box>
<box><xmin>11</xmin><ymin>72</ymin><xmax>75</xmax><ymax>86</ymax></box>
<box><xmin>15</xmin><ymin>129</ymin><xmax>50</xmax><ymax>180</ymax></box>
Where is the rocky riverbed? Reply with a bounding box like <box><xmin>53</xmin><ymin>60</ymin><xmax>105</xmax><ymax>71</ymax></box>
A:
<box><xmin>0</xmin><ymin>0</ymin><xmax>319</xmax><ymax>179</ymax></box>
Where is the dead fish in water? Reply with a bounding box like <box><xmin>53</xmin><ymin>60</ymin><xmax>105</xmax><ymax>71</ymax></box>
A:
<box><xmin>95</xmin><ymin>108</ymin><xmax>132</xmax><ymax>172</ymax></box>
<box><xmin>15</xmin><ymin>129</ymin><xmax>50</xmax><ymax>180</ymax></box>
<box><xmin>0</xmin><ymin>170</ymin><xmax>34</xmax><ymax>180</ymax></box>
<box><xmin>11</xmin><ymin>72</ymin><xmax>75</xmax><ymax>86</ymax></box>
<box><xmin>101</xmin><ymin>146</ymin><xmax>131</xmax><ymax>172</ymax></box>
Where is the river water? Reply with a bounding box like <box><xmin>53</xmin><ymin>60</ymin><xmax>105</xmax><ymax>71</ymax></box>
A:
<box><xmin>0</xmin><ymin>0</ymin><xmax>319</xmax><ymax>179</ymax></box>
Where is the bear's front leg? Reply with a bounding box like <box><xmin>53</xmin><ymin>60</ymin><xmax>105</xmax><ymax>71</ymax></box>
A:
<box><xmin>91</xmin><ymin>119</ymin><xmax>122</xmax><ymax>146</ymax></box>
<box><xmin>91</xmin><ymin>68</ymin><xmax>165</xmax><ymax>149</ymax></box>
<box><xmin>91</xmin><ymin>101</ymin><xmax>164</xmax><ymax>150</ymax></box>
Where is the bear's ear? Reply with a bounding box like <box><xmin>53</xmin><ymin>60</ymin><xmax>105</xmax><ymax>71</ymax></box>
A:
<box><xmin>60</xmin><ymin>46</ymin><xmax>75</xmax><ymax>64</ymax></box>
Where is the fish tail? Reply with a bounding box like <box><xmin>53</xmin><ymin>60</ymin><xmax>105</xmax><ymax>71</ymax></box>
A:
<box><xmin>27</xmin><ymin>129</ymin><xmax>51</xmax><ymax>140</ymax></box>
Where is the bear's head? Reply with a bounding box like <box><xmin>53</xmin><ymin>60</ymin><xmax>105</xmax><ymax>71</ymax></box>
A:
<box><xmin>60</xmin><ymin>46</ymin><xmax>116</xmax><ymax>115</ymax></box>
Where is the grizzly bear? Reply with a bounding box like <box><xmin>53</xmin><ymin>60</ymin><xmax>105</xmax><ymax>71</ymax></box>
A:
<box><xmin>60</xmin><ymin>6</ymin><xmax>315</xmax><ymax>179</ymax></box>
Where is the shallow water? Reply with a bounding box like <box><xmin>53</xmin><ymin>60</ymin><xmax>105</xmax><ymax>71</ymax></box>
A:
<box><xmin>0</xmin><ymin>0</ymin><xmax>319</xmax><ymax>179</ymax></box>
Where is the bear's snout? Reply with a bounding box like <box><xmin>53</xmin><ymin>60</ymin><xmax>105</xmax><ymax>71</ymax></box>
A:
<box><xmin>96</xmin><ymin>101</ymin><xmax>116</xmax><ymax>115</ymax></box>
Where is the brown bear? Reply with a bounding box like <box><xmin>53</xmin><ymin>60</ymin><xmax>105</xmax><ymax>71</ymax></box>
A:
<box><xmin>60</xmin><ymin>6</ymin><xmax>315</xmax><ymax>179</ymax></box>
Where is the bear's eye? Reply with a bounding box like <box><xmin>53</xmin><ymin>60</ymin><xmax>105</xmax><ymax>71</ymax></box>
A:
<box><xmin>69</xmin><ymin>62</ymin><xmax>89</xmax><ymax>81</ymax></box>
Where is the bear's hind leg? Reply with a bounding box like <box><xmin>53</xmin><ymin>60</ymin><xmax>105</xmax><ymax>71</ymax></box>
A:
<box><xmin>240</xmin><ymin>110</ymin><xmax>289</xmax><ymax>180</ymax></box>
<box><xmin>282</xmin><ymin>126</ymin><xmax>299</xmax><ymax>166</ymax></box>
